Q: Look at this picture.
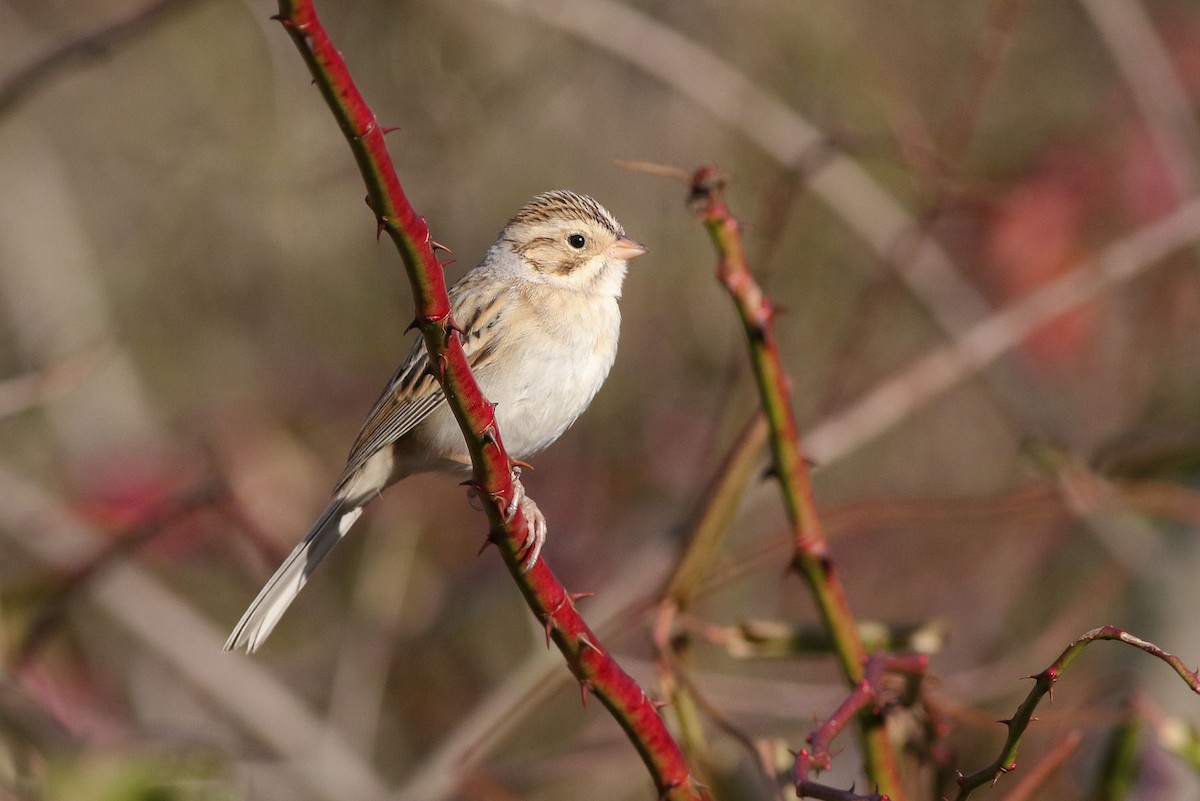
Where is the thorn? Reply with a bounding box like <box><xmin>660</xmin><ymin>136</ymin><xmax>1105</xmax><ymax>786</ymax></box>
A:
<box><xmin>761</xmin><ymin>464</ymin><xmax>778</xmax><ymax>481</ymax></box>
<box><xmin>381</xmin><ymin>125</ymin><xmax>400</xmax><ymax>135</ymax></box>
<box><xmin>404</xmin><ymin>318</ymin><xmax>421</xmax><ymax>334</ymax></box>
<box><xmin>481</xmin><ymin>428</ymin><xmax>498</xmax><ymax>447</ymax></box>
<box><xmin>375</xmin><ymin>218</ymin><xmax>386</xmax><ymax>241</ymax></box>
<box><xmin>445</xmin><ymin>318</ymin><xmax>465</xmax><ymax>341</ymax></box>
<box><xmin>476</xmin><ymin>537</ymin><xmax>495</xmax><ymax>556</ymax></box>
<box><xmin>511</xmin><ymin>458</ymin><xmax>535</xmax><ymax>472</ymax></box>
<box><xmin>998</xmin><ymin>718</ymin><xmax>1013</xmax><ymax>727</ymax></box>
<box><xmin>578</xmin><ymin>634</ymin><xmax>601</xmax><ymax>655</ymax></box>
<box><xmin>569</xmin><ymin>591</ymin><xmax>595</xmax><ymax>604</ymax></box>
<box><xmin>579</xmin><ymin>680</ymin><xmax>591</xmax><ymax>707</ymax></box>
<box><xmin>459</xmin><ymin>479</ymin><xmax>483</xmax><ymax>490</ymax></box>
<box><xmin>651</xmin><ymin>699</ymin><xmax>671</xmax><ymax>711</ymax></box>
<box><xmin>544</xmin><ymin>618</ymin><xmax>553</xmax><ymax>649</ymax></box>
<box><xmin>431</xmin><ymin>240</ymin><xmax>452</xmax><ymax>253</ymax></box>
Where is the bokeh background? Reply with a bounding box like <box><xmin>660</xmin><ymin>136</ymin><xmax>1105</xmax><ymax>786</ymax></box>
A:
<box><xmin>2</xmin><ymin>0</ymin><xmax>1200</xmax><ymax>799</ymax></box>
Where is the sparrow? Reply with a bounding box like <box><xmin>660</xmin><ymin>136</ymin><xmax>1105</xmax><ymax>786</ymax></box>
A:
<box><xmin>225</xmin><ymin>190</ymin><xmax>647</xmax><ymax>652</ymax></box>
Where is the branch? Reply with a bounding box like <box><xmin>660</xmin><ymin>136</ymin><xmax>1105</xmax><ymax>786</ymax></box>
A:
<box><xmin>1079</xmin><ymin>0</ymin><xmax>1200</xmax><ymax>200</ymax></box>
<box><xmin>272</xmin><ymin>3</ymin><xmax>705</xmax><ymax>798</ymax></box>
<box><xmin>954</xmin><ymin>626</ymin><xmax>1200</xmax><ymax>799</ymax></box>
<box><xmin>793</xmin><ymin>654</ymin><xmax>929</xmax><ymax>801</ymax></box>
<box><xmin>685</xmin><ymin>165</ymin><xmax>903</xmax><ymax>799</ymax></box>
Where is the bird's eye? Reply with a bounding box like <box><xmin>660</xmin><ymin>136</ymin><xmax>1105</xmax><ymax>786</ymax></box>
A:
<box><xmin>567</xmin><ymin>233</ymin><xmax>587</xmax><ymax>249</ymax></box>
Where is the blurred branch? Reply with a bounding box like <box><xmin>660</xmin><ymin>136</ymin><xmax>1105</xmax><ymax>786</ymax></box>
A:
<box><xmin>954</xmin><ymin>626</ymin><xmax>1200</xmax><ymax>800</ymax></box>
<box><xmin>804</xmin><ymin>196</ymin><xmax>1200</xmax><ymax>465</ymax></box>
<box><xmin>483</xmin><ymin>0</ymin><xmax>997</xmax><ymax>337</ymax></box>
<box><xmin>940</xmin><ymin>0</ymin><xmax>1031</xmax><ymax>168</ymax></box>
<box><xmin>708</xmin><ymin>618</ymin><xmax>947</xmax><ymax>661</ymax></box>
<box><xmin>393</xmin><ymin>542</ymin><xmax>676</xmax><ymax>801</ymax></box>
<box><xmin>0</xmin><ymin>343</ymin><xmax>112</xmax><ymax>421</ymax></box>
<box><xmin>327</xmin><ymin>525</ymin><xmax>421</xmax><ymax>759</ymax></box>
<box><xmin>1089</xmin><ymin>710</ymin><xmax>1140</xmax><ymax>801</ymax></box>
<box><xmin>651</xmin><ymin>411</ymin><xmax>771</xmax><ymax>785</ymax></box>
<box><xmin>0</xmin><ymin>463</ymin><xmax>390</xmax><ymax>801</ymax></box>
<box><xmin>272</xmin><ymin>3</ymin><xmax>706</xmax><ymax>797</ymax></box>
<box><xmin>0</xmin><ymin>0</ymin><xmax>202</xmax><ymax>120</ymax></box>
<box><xmin>16</xmin><ymin>478</ymin><xmax>224</xmax><ymax>667</ymax></box>
<box><xmin>0</xmin><ymin>673</ymin><xmax>79</xmax><ymax>755</ymax></box>
<box><xmin>1080</xmin><ymin>0</ymin><xmax>1200</xmax><ymax>200</ymax></box>
<box><xmin>659</xmin><ymin>411</ymin><xmax>768</xmax><ymax>611</ymax></box>
<box><xmin>687</xmin><ymin>166</ymin><xmax>903</xmax><ymax>800</ymax></box>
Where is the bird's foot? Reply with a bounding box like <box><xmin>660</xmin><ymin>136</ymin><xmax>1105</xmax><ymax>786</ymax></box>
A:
<box><xmin>505</xmin><ymin>468</ymin><xmax>546</xmax><ymax>572</ymax></box>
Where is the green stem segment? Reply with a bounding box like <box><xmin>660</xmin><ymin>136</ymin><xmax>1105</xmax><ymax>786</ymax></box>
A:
<box><xmin>688</xmin><ymin>166</ymin><xmax>904</xmax><ymax>799</ymax></box>
<box><xmin>274</xmin><ymin>3</ymin><xmax>708</xmax><ymax>798</ymax></box>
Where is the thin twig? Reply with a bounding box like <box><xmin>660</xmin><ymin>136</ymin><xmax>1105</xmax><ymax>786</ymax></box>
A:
<box><xmin>954</xmin><ymin>626</ymin><xmax>1200</xmax><ymax>799</ymax></box>
<box><xmin>687</xmin><ymin>166</ymin><xmax>904</xmax><ymax>800</ymax></box>
<box><xmin>794</xmin><ymin>654</ymin><xmax>929</xmax><ymax>801</ymax></box>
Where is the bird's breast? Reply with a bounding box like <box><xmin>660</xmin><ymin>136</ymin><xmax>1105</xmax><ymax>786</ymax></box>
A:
<box><xmin>480</xmin><ymin>293</ymin><xmax>620</xmax><ymax>458</ymax></box>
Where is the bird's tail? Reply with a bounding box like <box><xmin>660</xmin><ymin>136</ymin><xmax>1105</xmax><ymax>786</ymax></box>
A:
<box><xmin>224</xmin><ymin>500</ymin><xmax>364</xmax><ymax>653</ymax></box>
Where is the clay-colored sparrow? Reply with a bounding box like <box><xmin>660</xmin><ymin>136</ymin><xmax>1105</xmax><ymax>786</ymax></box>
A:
<box><xmin>225</xmin><ymin>190</ymin><xmax>646</xmax><ymax>652</ymax></box>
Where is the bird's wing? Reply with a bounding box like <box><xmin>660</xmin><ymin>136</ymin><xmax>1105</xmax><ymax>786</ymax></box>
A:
<box><xmin>334</xmin><ymin>274</ymin><xmax>510</xmax><ymax>492</ymax></box>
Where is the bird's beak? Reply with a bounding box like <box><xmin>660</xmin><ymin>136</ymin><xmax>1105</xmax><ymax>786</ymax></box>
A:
<box><xmin>607</xmin><ymin>237</ymin><xmax>648</xmax><ymax>262</ymax></box>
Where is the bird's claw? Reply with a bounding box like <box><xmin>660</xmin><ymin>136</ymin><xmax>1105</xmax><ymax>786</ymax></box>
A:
<box><xmin>505</xmin><ymin>468</ymin><xmax>546</xmax><ymax>572</ymax></box>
